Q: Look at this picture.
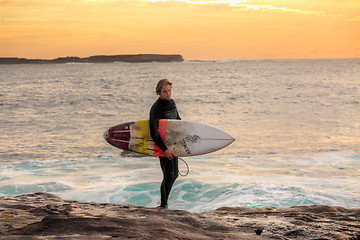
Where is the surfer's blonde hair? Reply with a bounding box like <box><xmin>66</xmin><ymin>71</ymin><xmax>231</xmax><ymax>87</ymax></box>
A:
<box><xmin>156</xmin><ymin>78</ymin><xmax>173</xmax><ymax>95</ymax></box>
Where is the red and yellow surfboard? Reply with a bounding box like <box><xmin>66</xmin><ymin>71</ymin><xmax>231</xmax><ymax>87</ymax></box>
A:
<box><xmin>104</xmin><ymin>120</ymin><xmax>234</xmax><ymax>157</ymax></box>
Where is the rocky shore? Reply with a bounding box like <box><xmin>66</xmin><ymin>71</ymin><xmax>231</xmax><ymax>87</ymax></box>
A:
<box><xmin>0</xmin><ymin>193</ymin><xmax>359</xmax><ymax>239</ymax></box>
<box><xmin>0</xmin><ymin>54</ymin><xmax>184</xmax><ymax>64</ymax></box>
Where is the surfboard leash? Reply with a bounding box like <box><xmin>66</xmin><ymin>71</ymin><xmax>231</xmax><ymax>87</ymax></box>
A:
<box><xmin>178</xmin><ymin>157</ymin><xmax>189</xmax><ymax>177</ymax></box>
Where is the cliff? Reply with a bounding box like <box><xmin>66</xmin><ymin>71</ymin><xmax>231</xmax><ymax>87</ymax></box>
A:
<box><xmin>0</xmin><ymin>54</ymin><xmax>184</xmax><ymax>64</ymax></box>
<box><xmin>1</xmin><ymin>193</ymin><xmax>359</xmax><ymax>239</ymax></box>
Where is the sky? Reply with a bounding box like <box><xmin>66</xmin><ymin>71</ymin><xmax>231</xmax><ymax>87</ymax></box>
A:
<box><xmin>1</xmin><ymin>0</ymin><xmax>359</xmax><ymax>60</ymax></box>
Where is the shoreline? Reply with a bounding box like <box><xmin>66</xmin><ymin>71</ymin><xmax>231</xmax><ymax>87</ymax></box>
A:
<box><xmin>1</xmin><ymin>57</ymin><xmax>359</xmax><ymax>65</ymax></box>
<box><xmin>1</xmin><ymin>193</ymin><xmax>359</xmax><ymax>239</ymax></box>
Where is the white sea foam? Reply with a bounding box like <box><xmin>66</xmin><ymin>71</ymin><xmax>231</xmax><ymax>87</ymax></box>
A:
<box><xmin>0</xmin><ymin>152</ymin><xmax>359</xmax><ymax>212</ymax></box>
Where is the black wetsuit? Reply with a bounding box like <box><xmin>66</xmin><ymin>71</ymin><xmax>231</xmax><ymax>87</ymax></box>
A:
<box><xmin>149</xmin><ymin>98</ymin><xmax>181</xmax><ymax>208</ymax></box>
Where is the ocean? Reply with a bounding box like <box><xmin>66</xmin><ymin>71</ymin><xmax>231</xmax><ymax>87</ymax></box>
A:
<box><xmin>1</xmin><ymin>59</ymin><xmax>359</xmax><ymax>212</ymax></box>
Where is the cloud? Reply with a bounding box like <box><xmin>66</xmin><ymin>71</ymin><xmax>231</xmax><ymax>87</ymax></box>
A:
<box><xmin>146</xmin><ymin>0</ymin><xmax>319</xmax><ymax>13</ymax></box>
<box><xmin>350</xmin><ymin>16</ymin><xmax>360</xmax><ymax>21</ymax></box>
<box><xmin>145</xmin><ymin>0</ymin><xmax>358</xmax><ymax>20</ymax></box>
<box><xmin>3</xmin><ymin>18</ymin><xmax>51</xmax><ymax>23</ymax></box>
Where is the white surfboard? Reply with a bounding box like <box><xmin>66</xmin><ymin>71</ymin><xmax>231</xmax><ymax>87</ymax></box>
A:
<box><xmin>104</xmin><ymin>119</ymin><xmax>235</xmax><ymax>157</ymax></box>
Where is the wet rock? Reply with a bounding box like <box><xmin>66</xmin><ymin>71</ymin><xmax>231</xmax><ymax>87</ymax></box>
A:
<box><xmin>1</xmin><ymin>193</ymin><xmax>359</xmax><ymax>239</ymax></box>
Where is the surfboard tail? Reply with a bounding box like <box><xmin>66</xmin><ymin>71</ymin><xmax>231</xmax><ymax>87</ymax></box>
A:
<box><xmin>104</xmin><ymin>122</ymin><xmax>132</xmax><ymax>150</ymax></box>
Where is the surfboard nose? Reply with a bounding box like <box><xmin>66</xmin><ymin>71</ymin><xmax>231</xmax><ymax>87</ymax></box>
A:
<box><xmin>228</xmin><ymin>137</ymin><xmax>236</xmax><ymax>146</ymax></box>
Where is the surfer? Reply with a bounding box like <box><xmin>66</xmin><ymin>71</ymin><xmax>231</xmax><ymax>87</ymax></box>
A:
<box><xmin>149</xmin><ymin>79</ymin><xmax>181</xmax><ymax>209</ymax></box>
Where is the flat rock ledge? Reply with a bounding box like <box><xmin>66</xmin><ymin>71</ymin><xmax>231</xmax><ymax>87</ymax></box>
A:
<box><xmin>0</xmin><ymin>193</ymin><xmax>359</xmax><ymax>239</ymax></box>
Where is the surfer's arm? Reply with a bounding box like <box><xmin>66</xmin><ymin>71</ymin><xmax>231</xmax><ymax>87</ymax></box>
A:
<box><xmin>149</xmin><ymin>107</ymin><xmax>168</xmax><ymax>153</ymax></box>
<box><xmin>177</xmin><ymin>110</ymin><xmax>181</xmax><ymax>120</ymax></box>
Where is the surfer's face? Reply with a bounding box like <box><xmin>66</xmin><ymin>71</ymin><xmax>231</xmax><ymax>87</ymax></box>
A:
<box><xmin>159</xmin><ymin>84</ymin><xmax>172</xmax><ymax>101</ymax></box>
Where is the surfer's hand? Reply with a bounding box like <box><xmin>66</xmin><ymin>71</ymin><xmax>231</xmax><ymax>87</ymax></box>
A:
<box><xmin>164</xmin><ymin>149</ymin><xmax>176</xmax><ymax>160</ymax></box>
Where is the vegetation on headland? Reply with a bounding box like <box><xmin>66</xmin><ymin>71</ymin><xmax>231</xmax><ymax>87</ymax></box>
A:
<box><xmin>0</xmin><ymin>54</ymin><xmax>184</xmax><ymax>64</ymax></box>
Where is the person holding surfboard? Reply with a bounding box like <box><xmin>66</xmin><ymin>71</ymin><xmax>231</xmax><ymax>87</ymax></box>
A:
<box><xmin>149</xmin><ymin>79</ymin><xmax>181</xmax><ymax>209</ymax></box>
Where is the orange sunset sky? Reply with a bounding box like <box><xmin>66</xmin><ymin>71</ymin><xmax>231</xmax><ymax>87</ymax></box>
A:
<box><xmin>1</xmin><ymin>0</ymin><xmax>359</xmax><ymax>60</ymax></box>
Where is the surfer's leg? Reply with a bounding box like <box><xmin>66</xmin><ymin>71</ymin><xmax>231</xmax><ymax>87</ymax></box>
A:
<box><xmin>172</xmin><ymin>156</ymin><xmax>179</xmax><ymax>183</ymax></box>
<box><xmin>159</xmin><ymin>157</ymin><xmax>179</xmax><ymax>207</ymax></box>
<box><xmin>159</xmin><ymin>157</ymin><xmax>168</xmax><ymax>207</ymax></box>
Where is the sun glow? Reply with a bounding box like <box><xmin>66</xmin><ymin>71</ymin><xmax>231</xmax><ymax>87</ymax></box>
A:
<box><xmin>1</xmin><ymin>0</ymin><xmax>359</xmax><ymax>60</ymax></box>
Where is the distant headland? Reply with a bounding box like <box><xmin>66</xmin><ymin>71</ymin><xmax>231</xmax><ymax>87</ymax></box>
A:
<box><xmin>0</xmin><ymin>54</ymin><xmax>184</xmax><ymax>64</ymax></box>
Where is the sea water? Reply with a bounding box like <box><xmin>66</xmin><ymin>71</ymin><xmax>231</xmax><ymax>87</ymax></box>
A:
<box><xmin>1</xmin><ymin>59</ymin><xmax>359</xmax><ymax>212</ymax></box>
